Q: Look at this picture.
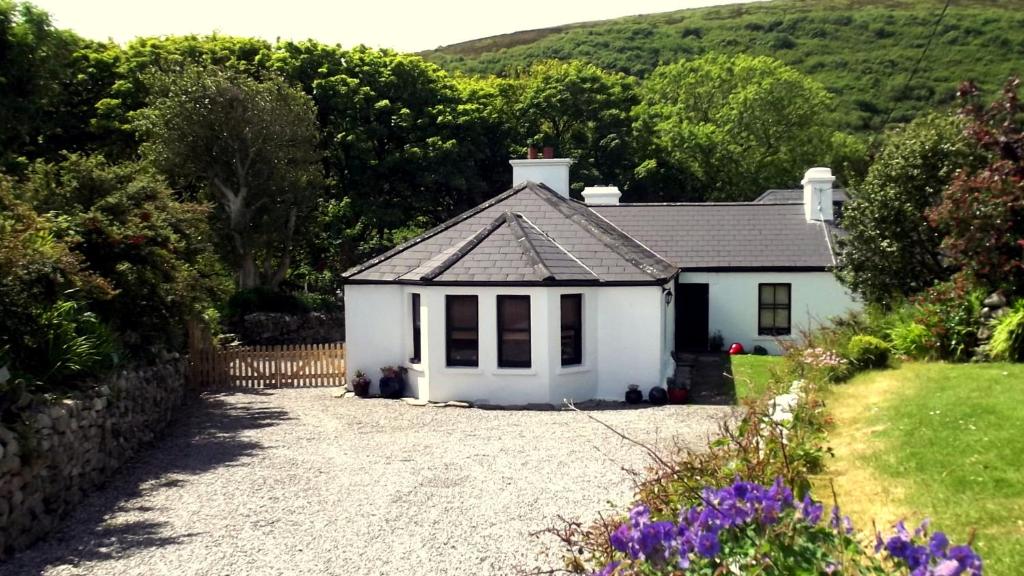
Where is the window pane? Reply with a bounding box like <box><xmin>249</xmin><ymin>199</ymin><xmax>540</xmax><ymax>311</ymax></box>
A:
<box><xmin>759</xmin><ymin>284</ymin><xmax>774</xmax><ymax>305</ymax></box>
<box><xmin>411</xmin><ymin>293</ymin><xmax>421</xmax><ymax>363</ymax></box>
<box><xmin>775</xmin><ymin>309</ymin><xmax>790</xmax><ymax>330</ymax></box>
<box><xmin>498</xmin><ymin>296</ymin><xmax>531</xmax><ymax>368</ymax></box>
<box><xmin>775</xmin><ymin>285</ymin><xmax>791</xmax><ymax>305</ymax></box>
<box><xmin>446</xmin><ymin>295</ymin><xmax>478</xmax><ymax>367</ymax></box>
<box><xmin>560</xmin><ymin>294</ymin><xmax>583</xmax><ymax>366</ymax></box>
<box><xmin>759</xmin><ymin>309</ymin><xmax>775</xmax><ymax>328</ymax></box>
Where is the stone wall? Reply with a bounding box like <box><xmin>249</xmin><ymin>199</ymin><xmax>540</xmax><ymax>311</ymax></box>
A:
<box><xmin>235</xmin><ymin>311</ymin><xmax>345</xmax><ymax>345</ymax></box>
<box><xmin>0</xmin><ymin>359</ymin><xmax>185</xmax><ymax>557</ymax></box>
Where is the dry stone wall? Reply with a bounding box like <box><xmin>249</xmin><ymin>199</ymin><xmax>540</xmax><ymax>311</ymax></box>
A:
<box><xmin>0</xmin><ymin>359</ymin><xmax>185</xmax><ymax>557</ymax></box>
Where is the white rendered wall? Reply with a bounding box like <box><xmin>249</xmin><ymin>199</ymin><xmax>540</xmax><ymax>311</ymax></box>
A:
<box><xmin>595</xmin><ymin>286</ymin><xmax>672</xmax><ymax>399</ymax></box>
<box><xmin>343</xmin><ymin>283</ymin><xmax>672</xmax><ymax>404</ymax></box>
<box><xmin>677</xmin><ymin>271</ymin><xmax>860</xmax><ymax>355</ymax></box>
<box><xmin>343</xmin><ymin>284</ymin><xmax>407</xmax><ymax>396</ymax></box>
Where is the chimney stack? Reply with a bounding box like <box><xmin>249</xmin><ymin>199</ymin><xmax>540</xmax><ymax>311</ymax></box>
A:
<box><xmin>802</xmin><ymin>167</ymin><xmax>835</xmax><ymax>222</ymax></box>
<box><xmin>510</xmin><ymin>147</ymin><xmax>573</xmax><ymax>198</ymax></box>
<box><xmin>582</xmin><ymin>185</ymin><xmax>622</xmax><ymax>206</ymax></box>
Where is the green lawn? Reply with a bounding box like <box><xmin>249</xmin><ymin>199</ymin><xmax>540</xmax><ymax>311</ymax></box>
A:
<box><xmin>730</xmin><ymin>355</ymin><xmax>785</xmax><ymax>400</ymax></box>
<box><xmin>824</xmin><ymin>363</ymin><xmax>1024</xmax><ymax>574</ymax></box>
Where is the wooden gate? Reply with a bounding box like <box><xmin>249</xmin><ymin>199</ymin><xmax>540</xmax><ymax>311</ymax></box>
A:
<box><xmin>188</xmin><ymin>342</ymin><xmax>346</xmax><ymax>389</ymax></box>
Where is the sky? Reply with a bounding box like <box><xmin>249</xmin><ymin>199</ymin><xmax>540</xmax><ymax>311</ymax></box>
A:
<box><xmin>31</xmin><ymin>0</ymin><xmax>759</xmax><ymax>53</ymax></box>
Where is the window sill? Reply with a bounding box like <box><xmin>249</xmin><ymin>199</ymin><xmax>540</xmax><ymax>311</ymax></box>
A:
<box><xmin>753</xmin><ymin>335</ymin><xmax>792</xmax><ymax>341</ymax></box>
<box><xmin>557</xmin><ymin>364</ymin><xmax>589</xmax><ymax>375</ymax></box>
<box><xmin>407</xmin><ymin>362</ymin><xmax>425</xmax><ymax>373</ymax></box>
<box><xmin>491</xmin><ymin>368</ymin><xmax>537</xmax><ymax>376</ymax></box>
<box><xmin>441</xmin><ymin>366</ymin><xmax>483</xmax><ymax>375</ymax></box>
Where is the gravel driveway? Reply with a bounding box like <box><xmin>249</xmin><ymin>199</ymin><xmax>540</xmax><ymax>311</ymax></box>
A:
<box><xmin>3</xmin><ymin>390</ymin><xmax>732</xmax><ymax>576</ymax></box>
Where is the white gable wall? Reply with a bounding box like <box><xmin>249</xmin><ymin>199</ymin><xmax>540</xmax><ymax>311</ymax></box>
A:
<box><xmin>343</xmin><ymin>283</ymin><xmax>673</xmax><ymax>405</ymax></box>
<box><xmin>677</xmin><ymin>271</ymin><xmax>859</xmax><ymax>355</ymax></box>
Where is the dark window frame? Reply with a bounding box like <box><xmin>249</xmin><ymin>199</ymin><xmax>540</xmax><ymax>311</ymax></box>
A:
<box><xmin>560</xmin><ymin>294</ymin><xmax>583</xmax><ymax>367</ymax></box>
<box><xmin>757</xmin><ymin>283</ymin><xmax>792</xmax><ymax>336</ymax></box>
<box><xmin>410</xmin><ymin>293</ymin><xmax>421</xmax><ymax>364</ymax></box>
<box><xmin>445</xmin><ymin>295</ymin><xmax>479</xmax><ymax>367</ymax></box>
<box><xmin>497</xmin><ymin>295</ymin><xmax>532</xmax><ymax>369</ymax></box>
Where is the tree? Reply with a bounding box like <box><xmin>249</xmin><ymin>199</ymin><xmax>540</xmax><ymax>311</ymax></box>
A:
<box><xmin>135</xmin><ymin>66</ymin><xmax>321</xmax><ymax>290</ymax></box>
<box><xmin>0</xmin><ymin>1</ymin><xmax>98</xmax><ymax>170</ymax></box>
<box><xmin>271</xmin><ymin>43</ymin><xmax>497</xmax><ymax>267</ymax></box>
<box><xmin>929</xmin><ymin>78</ymin><xmax>1024</xmax><ymax>295</ymax></box>
<box><xmin>20</xmin><ymin>153</ymin><xmax>231</xmax><ymax>354</ymax></box>
<box><xmin>633</xmin><ymin>54</ymin><xmax>847</xmax><ymax>201</ymax></box>
<box><xmin>509</xmin><ymin>60</ymin><xmax>638</xmax><ymax>195</ymax></box>
<box><xmin>836</xmin><ymin>113</ymin><xmax>984</xmax><ymax>305</ymax></box>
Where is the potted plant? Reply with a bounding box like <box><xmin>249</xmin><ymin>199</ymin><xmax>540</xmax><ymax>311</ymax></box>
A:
<box><xmin>352</xmin><ymin>370</ymin><xmax>371</xmax><ymax>397</ymax></box>
<box><xmin>667</xmin><ymin>381</ymin><xmax>689</xmax><ymax>405</ymax></box>
<box><xmin>625</xmin><ymin>384</ymin><xmax>643</xmax><ymax>405</ymax></box>
<box><xmin>648</xmin><ymin>386</ymin><xmax>668</xmax><ymax>406</ymax></box>
<box><xmin>379</xmin><ymin>365</ymin><xmax>407</xmax><ymax>399</ymax></box>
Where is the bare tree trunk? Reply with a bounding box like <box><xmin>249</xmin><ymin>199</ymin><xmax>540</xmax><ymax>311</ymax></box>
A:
<box><xmin>239</xmin><ymin>249</ymin><xmax>258</xmax><ymax>290</ymax></box>
<box><xmin>268</xmin><ymin>206</ymin><xmax>298</xmax><ymax>290</ymax></box>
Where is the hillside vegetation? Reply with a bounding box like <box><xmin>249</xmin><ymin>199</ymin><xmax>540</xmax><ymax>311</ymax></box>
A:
<box><xmin>423</xmin><ymin>0</ymin><xmax>1024</xmax><ymax>132</ymax></box>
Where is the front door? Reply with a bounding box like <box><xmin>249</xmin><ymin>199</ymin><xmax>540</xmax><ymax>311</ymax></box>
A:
<box><xmin>675</xmin><ymin>282</ymin><xmax>709</xmax><ymax>352</ymax></box>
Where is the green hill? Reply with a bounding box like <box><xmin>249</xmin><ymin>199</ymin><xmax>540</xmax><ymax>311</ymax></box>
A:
<box><xmin>422</xmin><ymin>0</ymin><xmax>1024</xmax><ymax>132</ymax></box>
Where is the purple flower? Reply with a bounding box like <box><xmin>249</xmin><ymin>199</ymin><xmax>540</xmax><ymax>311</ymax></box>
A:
<box><xmin>800</xmin><ymin>493</ymin><xmax>824</xmax><ymax>525</ymax></box>
<box><xmin>829</xmin><ymin>505</ymin><xmax>842</xmax><ymax>531</ymax></box>
<box><xmin>629</xmin><ymin>504</ymin><xmax>651</xmax><ymax>528</ymax></box>
<box><xmin>609</xmin><ymin>524</ymin><xmax>631</xmax><ymax>554</ymax></box>
<box><xmin>843</xmin><ymin>515</ymin><xmax>854</xmax><ymax>535</ymax></box>
<box><xmin>696</xmin><ymin>531</ymin><xmax>721</xmax><ymax>558</ymax></box>
<box><xmin>933</xmin><ymin>559</ymin><xmax>964</xmax><ymax>576</ymax></box>
<box><xmin>929</xmin><ymin>531</ymin><xmax>950</xmax><ymax>557</ymax></box>
<box><xmin>886</xmin><ymin>534</ymin><xmax>912</xmax><ymax>560</ymax></box>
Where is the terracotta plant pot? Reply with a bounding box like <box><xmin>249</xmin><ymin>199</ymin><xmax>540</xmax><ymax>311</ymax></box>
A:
<box><xmin>527</xmin><ymin>145</ymin><xmax>538</xmax><ymax>159</ymax></box>
<box><xmin>542</xmin><ymin>145</ymin><xmax>555</xmax><ymax>159</ymax></box>
<box><xmin>667</xmin><ymin>387</ymin><xmax>688</xmax><ymax>405</ymax></box>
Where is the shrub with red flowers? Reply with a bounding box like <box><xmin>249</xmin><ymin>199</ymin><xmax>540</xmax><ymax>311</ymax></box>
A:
<box><xmin>928</xmin><ymin>77</ymin><xmax>1024</xmax><ymax>296</ymax></box>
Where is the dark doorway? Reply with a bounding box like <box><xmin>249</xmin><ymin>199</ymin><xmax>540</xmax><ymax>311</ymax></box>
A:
<box><xmin>675</xmin><ymin>282</ymin><xmax>709</xmax><ymax>352</ymax></box>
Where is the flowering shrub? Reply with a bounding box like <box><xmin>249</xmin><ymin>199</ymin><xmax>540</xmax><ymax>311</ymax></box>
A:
<box><xmin>798</xmin><ymin>346</ymin><xmax>850</xmax><ymax>382</ymax></box>
<box><xmin>595</xmin><ymin>478</ymin><xmax>983</xmax><ymax>575</ymax></box>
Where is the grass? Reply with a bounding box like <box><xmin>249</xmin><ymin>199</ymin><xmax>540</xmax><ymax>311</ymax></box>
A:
<box><xmin>822</xmin><ymin>362</ymin><xmax>1024</xmax><ymax>574</ymax></box>
<box><xmin>730</xmin><ymin>355</ymin><xmax>785</xmax><ymax>400</ymax></box>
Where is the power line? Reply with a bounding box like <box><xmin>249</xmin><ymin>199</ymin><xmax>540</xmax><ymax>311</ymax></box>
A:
<box><xmin>870</xmin><ymin>0</ymin><xmax>953</xmax><ymax>150</ymax></box>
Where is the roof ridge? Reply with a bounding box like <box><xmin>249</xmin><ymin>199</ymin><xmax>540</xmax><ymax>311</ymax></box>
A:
<box><xmin>516</xmin><ymin>213</ymin><xmax>598</xmax><ymax>279</ymax></box>
<box><xmin>604</xmin><ymin>201</ymin><xmax>805</xmax><ymax>207</ymax></box>
<box><xmin>418</xmin><ymin>212</ymin><xmax>507</xmax><ymax>281</ymax></box>
<box><xmin>505</xmin><ymin>212</ymin><xmax>554</xmax><ymax>281</ymax></box>
<box><xmin>341</xmin><ymin>183</ymin><xmax>529</xmax><ymax>278</ymax></box>
<box><xmin>526</xmin><ymin>184</ymin><xmax>677</xmax><ymax>279</ymax></box>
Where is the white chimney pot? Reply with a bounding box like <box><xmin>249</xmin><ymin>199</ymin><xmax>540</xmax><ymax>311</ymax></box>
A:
<box><xmin>510</xmin><ymin>158</ymin><xmax>573</xmax><ymax>198</ymax></box>
<box><xmin>801</xmin><ymin>167</ymin><xmax>835</xmax><ymax>222</ymax></box>
<box><xmin>582</xmin><ymin>186</ymin><xmax>622</xmax><ymax>206</ymax></box>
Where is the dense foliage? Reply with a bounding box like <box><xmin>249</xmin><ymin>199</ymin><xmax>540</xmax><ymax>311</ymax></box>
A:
<box><xmin>424</xmin><ymin>0</ymin><xmax>1024</xmax><ymax>133</ymax></box>
<box><xmin>836</xmin><ymin>114</ymin><xmax>984</xmax><ymax>305</ymax></box>
<box><xmin>136</xmin><ymin>66</ymin><xmax>321</xmax><ymax>290</ymax></box>
<box><xmin>929</xmin><ymin>79</ymin><xmax>1024</xmax><ymax>295</ymax></box>
<box><xmin>0</xmin><ymin>154</ymin><xmax>228</xmax><ymax>391</ymax></box>
<box><xmin>633</xmin><ymin>54</ymin><xmax>857</xmax><ymax>201</ymax></box>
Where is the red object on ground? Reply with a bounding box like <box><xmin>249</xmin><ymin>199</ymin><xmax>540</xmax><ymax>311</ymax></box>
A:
<box><xmin>728</xmin><ymin>342</ymin><xmax>745</xmax><ymax>355</ymax></box>
<box><xmin>667</xmin><ymin>387</ymin><xmax>688</xmax><ymax>405</ymax></box>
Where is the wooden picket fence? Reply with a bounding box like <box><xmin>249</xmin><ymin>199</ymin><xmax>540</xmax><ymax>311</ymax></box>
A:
<box><xmin>188</xmin><ymin>342</ymin><xmax>346</xmax><ymax>389</ymax></box>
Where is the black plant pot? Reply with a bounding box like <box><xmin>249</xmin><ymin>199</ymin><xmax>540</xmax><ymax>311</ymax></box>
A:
<box><xmin>648</xmin><ymin>386</ymin><xmax>668</xmax><ymax>406</ymax></box>
<box><xmin>379</xmin><ymin>374</ymin><xmax>405</xmax><ymax>399</ymax></box>
<box><xmin>625</xmin><ymin>388</ymin><xmax>643</xmax><ymax>405</ymax></box>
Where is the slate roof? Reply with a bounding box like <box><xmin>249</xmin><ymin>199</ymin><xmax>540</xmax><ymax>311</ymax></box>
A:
<box><xmin>754</xmin><ymin>188</ymin><xmax>850</xmax><ymax>203</ymax></box>
<box><xmin>342</xmin><ymin>182</ymin><xmax>678</xmax><ymax>285</ymax></box>
<box><xmin>593</xmin><ymin>202</ymin><xmax>839</xmax><ymax>270</ymax></box>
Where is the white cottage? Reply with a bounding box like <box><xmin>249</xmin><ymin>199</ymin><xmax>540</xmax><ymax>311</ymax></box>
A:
<box><xmin>341</xmin><ymin>156</ymin><xmax>859</xmax><ymax>404</ymax></box>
